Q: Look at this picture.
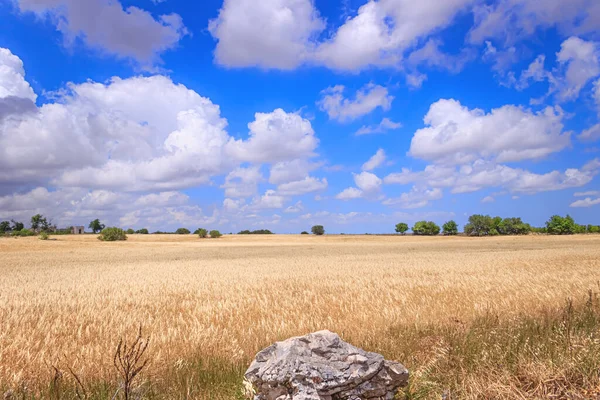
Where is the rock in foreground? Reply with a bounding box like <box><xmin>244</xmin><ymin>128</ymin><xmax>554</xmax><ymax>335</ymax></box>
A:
<box><xmin>245</xmin><ymin>330</ymin><xmax>409</xmax><ymax>400</ymax></box>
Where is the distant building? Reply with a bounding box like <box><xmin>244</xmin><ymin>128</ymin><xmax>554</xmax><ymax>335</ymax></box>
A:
<box><xmin>72</xmin><ymin>226</ymin><xmax>85</xmax><ymax>234</ymax></box>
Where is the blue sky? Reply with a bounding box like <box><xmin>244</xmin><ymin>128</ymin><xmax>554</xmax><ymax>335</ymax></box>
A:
<box><xmin>0</xmin><ymin>0</ymin><xmax>599</xmax><ymax>233</ymax></box>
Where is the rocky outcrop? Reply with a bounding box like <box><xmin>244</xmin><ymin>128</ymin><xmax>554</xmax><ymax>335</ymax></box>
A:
<box><xmin>245</xmin><ymin>330</ymin><xmax>409</xmax><ymax>400</ymax></box>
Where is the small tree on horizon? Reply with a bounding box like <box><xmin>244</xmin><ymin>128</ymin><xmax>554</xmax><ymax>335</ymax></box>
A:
<box><xmin>197</xmin><ymin>228</ymin><xmax>208</xmax><ymax>238</ymax></box>
<box><xmin>89</xmin><ymin>219</ymin><xmax>105</xmax><ymax>234</ymax></box>
<box><xmin>209</xmin><ymin>230</ymin><xmax>222</xmax><ymax>238</ymax></box>
<box><xmin>412</xmin><ymin>221</ymin><xmax>441</xmax><ymax>236</ymax></box>
<box><xmin>311</xmin><ymin>225</ymin><xmax>325</xmax><ymax>235</ymax></box>
<box><xmin>395</xmin><ymin>223</ymin><xmax>409</xmax><ymax>235</ymax></box>
<box><xmin>175</xmin><ymin>228</ymin><xmax>191</xmax><ymax>235</ymax></box>
<box><xmin>442</xmin><ymin>220</ymin><xmax>459</xmax><ymax>236</ymax></box>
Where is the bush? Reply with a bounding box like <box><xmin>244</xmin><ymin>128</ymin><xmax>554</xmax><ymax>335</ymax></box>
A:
<box><xmin>395</xmin><ymin>223</ymin><xmax>409</xmax><ymax>235</ymax></box>
<box><xmin>464</xmin><ymin>214</ymin><xmax>495</xmax><ymax>236</ymax></box>
<box><xmin>588</xmin><ymin>225</ymin><xmax>600</xmax><ymax>234</ymax></box>
<box><xmin>442</xmin><ymin>220</ymin><xmax>459</xmax><ymax>235</ymax></box>
<box><xmin>136</xmin><ymin>228</ymin><xmax>149</xmax><ymax>234</ymax></box>
<box><xmin>197</xmin><ymin>228</ymin><xmax>208</xmax><ymax>238</ymax></box>
<box><xmin>412</xmin><ymin>221</ymin><xmax>440</xmax><ymax>236</ymax></box>
<box><xmin>39</xmin><ymin>232</ymin><xmax>49</xmax><ymax>240</ymax></box>
<box><xmin>98</xmin><ymin>227</ymin><xmax>127</xmax><ymax>242</ymax></box>
<box><xmin>311</xmin><ymin>225</ymin><xmax>325</xmax><ymax>235</ymax></box>
<box><xmin>209</xmin><ymin>230</ymin><xmax>222</xmax><ymax>238</ymax></box>
<box><xmin>126</xmin><ymin>228</ymin><xmax>135</xmax><ymax>234</ymax></box>
<box><xmin>238</xmin><ymin>229</ymin><xmax>273</xmax><ymax>234</ymax></box>
<box><xmin>546</xmin><ymin>215</ymin><xmax>576</xmax><ymax>235</ymax></box>
<box><xmin>12</xmin><ymin>229</ymin><xmax>35</xmax><ymax>237</ymax></box>
<box><xmin>175</xmin><ymin>228</ymin><xmax>191</xmax><ymax>235</ymax></box>
<box><xmin>301</xmin><ymin>231</ymin><xmax>309</xmax><ymax>235</ymax></box>
<box><xmin>497</xmin><ymin>217</ymin><xmax>531</xmax><ymax>235</ymax></box>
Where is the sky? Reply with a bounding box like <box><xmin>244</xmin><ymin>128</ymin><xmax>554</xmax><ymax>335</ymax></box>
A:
<box><xmin>0</xmin><ymin>0</ymin><xmax>599</xmax><ymax>234</ymax></box>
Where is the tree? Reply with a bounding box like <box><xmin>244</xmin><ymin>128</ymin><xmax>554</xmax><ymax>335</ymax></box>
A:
<box><xmin>442</xmin><ymin>220</ymin><xmax>458</xmax><ymax>236</ymax></box>
<box><xmin>197</xmin><ymin>228</ymin><xmax>208</xmax><ymax>238</ymax></box>
<box><xmin>311</xmin><ymin>225</ymin><xmax>325</xmax><ymax>235</ymax></box>
<box><xmin>0</xmin><ymin>221</ymin><xmax>11</xmax><ymax>233</ymax></box>
<box><xmin>126</xmin><ymin>228</ymin><xmax>135</xmax><ymax>234</ymax></box>
<box><xmin>89</xmin><ymin>219</ymin><xmax>105</xmax><ymax>234</ymax></box>
<box><xmin>98</xmin><ymin>227</ymin><xmax>127</xmax><ymax>241</ymax></box>
<box><xmin>136</xmin><ymin>228</ymin><xmax>149</xmax><ymax>234</ymax></box>
<box><xmin>31</xmin><ymin>214</ymin><xmax>50</xmax><ymax>232</ymax></box>
<box><xmin>175</xmin><ymin>228</ymin><xmax>191</xmax><ymax>235</ymax></box>
<box><xmin>11</xmin><ymin>220</ymin><xmax>24</xmax><ymax>232</ymax></box>
<box><xmin>546</xmin><ymin>215</ymin><xmax>576</xmax><ymax>235</ymax></box>
<box><xmin>464</xmin><ymin>214</ymin><xmax>494</xmax><ymax>236</ymax></box>
<box><xmin>497</xmin><ymin>217</ymin><xmax>531</xmax><ymax>235</ymax></box>
<box><xmin>209</xmin><ymin>230</ymin><xmax>222</xmax><ymax>238</ymax></box>
<box><xmin>395</xmin><ymin>223</ymin><xmax>409</xmax><ymax>235</ymax></box>
<box><xmin>301</xmin><ymin>231</ymin><xmax>309</xmax><ymax>235</ymax></box>
<box><xmin>412</xmin><ymin>221</ymin><xmax>440</xmax><ymax>236</ymax></box>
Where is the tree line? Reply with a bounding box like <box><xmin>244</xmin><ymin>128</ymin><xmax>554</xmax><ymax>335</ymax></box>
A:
<box><xmin>394</xmin><ymin>214</ymin><xmax>600</xmax><ymax>236</ymax></box>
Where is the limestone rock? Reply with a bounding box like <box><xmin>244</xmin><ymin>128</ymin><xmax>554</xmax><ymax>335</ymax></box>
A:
<box><xmin>245</xmin><ymin>330</ymin><xmax>409</xmax><ymax>400</ymax></box>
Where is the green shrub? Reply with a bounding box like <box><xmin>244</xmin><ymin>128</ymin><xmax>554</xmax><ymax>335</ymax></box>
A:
<box><xmin>238</xmin><ymin>229</ymin><xmax>273</xmax><ymax>234</ymax></box>
<box><xmin>136</xmin><ymin>228</ymin><xmax>149</xmax><ymax>234</ymax></box>
<box><xmin>412</xmin><ymin>221</ymin><xmax>440</xmax><ymax>236</ymax></box>
<box><xmin>197</xmin><ymin>228</ymin><xmax>208</xmax><ymax>238</ymax></box>
<box><xmin>395</xmin><ymin>222</ymin><xmax>409</xmax><ymax>235</ymax></box>
<box><xmin>12</xmin><ymin>229</ymin><xmax>35</xmax><ymax>237</ymax></box>
<box><xmin>546</xmin><ymin>215</ymin><xmax>576</xmax><ymax>235</ymax></box>
<box><xmin>39</xmin><ymin>232</ymin><xmax>49</xmax><ymax>240</ymax></box>
<box><xmin>98</xmin><ymin>227</ymin><xmax>127</xmax><ymax>241</ymax></box>
<box><xmin>311</xmin><ymin>225</ymin><xmax>325</xmax><ymax>235</ymax></box>
<box><xmin>126</xmin><ymin>228</ymin><xmax>135</xmax><ymax>234</ymax></box>
<box><xmin>301</xmin><ymin>231</ymin><xmax>309</xmax><ymax>235</ymax></box>
<box><xmin>442</xmin><ymin>220</ymin><xmax>459</xmax><ymax>235</ymax></box>
<box><xmin>175</xmin><ymin>228</ymin><xmax>191</xmax><ymax>235</ymax></box>
<box><xmin>209</xmin><ymin>230</ymin><xmax>222</xmax><ymax>238</ymax></box>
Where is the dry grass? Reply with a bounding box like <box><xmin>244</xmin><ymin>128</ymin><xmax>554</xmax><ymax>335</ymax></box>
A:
<box><xmin>1</xmin><ymin>234</ymin><xmax>600</xmax><ymax>399</ymax></box>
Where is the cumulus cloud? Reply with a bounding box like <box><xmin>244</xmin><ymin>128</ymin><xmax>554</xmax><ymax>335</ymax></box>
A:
<box><xmin>362</xmin><ymin>149</ymin><xmax>386</xmax><ymax>171</ymax></box>
<box><xmin>409</xmin><ymin>99</ymin><xmax>571</xmax><ymax>165</ymax></box>
<box><xmin>284</xmin><ymin>201</ymin><xmax>304</xmax><ymax>213</ymax></box>
<box><xmin>14</xmin><ymin>0</ymin><xmax>188</xmax><ymax>64</ymax></box>
<box><xmin>382</xmin><ymin>187</ymin><xmax>443</xmax><ymax>208</ymax></box>
<box><xmin>227</xmin><ymin>109</ymin><xmax>318</xmax><ymax>163</ymax></box>
<box><xmin>318</xmin><ymin>84</ymin><xmax>394</xmax><ymax>122</ymax></box>
<box><xmin>570</xmin><ymin>197</ymin><xmax>600</xmax><ymax>208</ymax></box>
<box><xmin>335</xmin><ymin>187</ymin><xmax>363</xmax><ymax>200</ymax></box>
<box><xmin>579</xmin><ymin>124</ymin><xmax>600</xmax><ymax>142</ymax></box>
<box><xmin>0</xmin><ymin>48</ymin><xmax>36</xmax><ymax>101</ymax></box>
<box><xmin>269</xmin><ymin>159</ymin><xmax>319</xmax><ymax>185</ymax></box>
<box><xmin>407</xmin><ymin>39</ymin><xmax>474</xmax><ymax>74</ymax></box>
<box><xmin>221</xmin><ymin>166</ymin><xmax>263</xmax><ymax>198</ymax></box>
<box><xmin>384</xmin><ymin>159</ymin><xmax>599</xmax><ymax>195</ymax></box>
<box><xmin>355</xmin><ymin>118</ymin><xmax>402</xmax><ymax>136</ymax></box>
<box><xmin>252</xmin><ymin>190</ymin><xmax>287</xmax><ymax>209</ymax></box>
<box><xmin>481</xmin><ymin>195</ymin><xmax>495</xmax><ymax>203</ymax></box>
<box><xmin>354</xmin><ymin>171</ymin><xmax>382</xmax><ymax>193</ymax></box>
<box><xmin>468</xmin><ymin>0</ymin><xmax>600</xmax><ymax>45</ymax></box>
<box><xmin>208</xmin><ymin>0</ymin><xmax>325</xmax><ymax>70</ymax></box>
<box><xmin>276</xmin><ymin>177</ymin><xmax>327</xmax><ymax>196</ymax></box>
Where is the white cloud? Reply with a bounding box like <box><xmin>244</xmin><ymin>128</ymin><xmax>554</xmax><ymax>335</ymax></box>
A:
<box><xmin>284</xmin><ymin>201</ymin><xmax>304</xmax><ymax>213</ymax></box>
<box><xmin>355</xmin><ymin>118</ymin><xmax>402</xmax><ymax>136</ymax></box>
<box><xmin>318</xmin><ymin>84</ymin><xmax>393</xmax><ymax>122</ymax></box>
<box><xmin>407</xmin><ymin>39</ymin><xmax>474</xmax><ymax>74</ymax></box>
<box><xmin>570</xmin><ymin>197</ymin><xmax>600</xmax><ymax>208</ymax></box>
<box><xmin>227</xmin><ymin>109</ymin><xmax>318</xmax><ymax>163</ymax></box>
<box><xmin>362</xmin><ymin>149</ymin><xmax>386</xmax><ymax>171</ymax></box>
<box><xmin>468</xmin><ymin>0</ymin><xmax>600</xmax><ymax>45</ymax></box>
<box><xmin>276</xmin><ymin>177</ymin><xmax>327</xmax><ymax>196</ymax></box>
<box><xmin>335</xmin><ymin>187</ymin><xmax>363</xmax><ymax>200</ymax></box>
<box><xmin>269</xmin><ymin>159</ymin><xmax>319</xmax><ymax>185</ymax></box>
<box><xmin>314</xmin><ymin>0</ymin><xmax>473</xmax><ymax>71</ymax></box>
<box><xmin>223</xmin><ymin>198</ymin><xmax>246</xmax><ymax>212</ymax></box>
<box><xmin>134</xmin><ymin>191</ymin><xmax>189</xmax><ymax>207</ymax></box>
<box><xmin>579</xmin><ymin>124</ymin><xmax>600</xmax><ymax>142</ymax></box>
<box><xmin>221</xmin><ymin>166</ymin><xmax>263</xmax><ymax>198</ymax></box>
<box><xmin>481</xmin><ymin>195</ymin><xmax>495</xmax><ymax>203</ymax></box>
<box><xmin>252</xmin><ymin>190</ymin><xmax>287</xmax><ymax>209</ymax></box>
<box><xmin>385</xmin><ymin>159</ymin><xmax>599</xmax><ymax>195</ymax></box>
<box><xmin>15</xmin><ymin>0</ymin><xmax>188</xmax><ymax>64</ymax></box>
<box><xmin>382</xmin><ymin>187</ymin><xmax>443</xmax><ymax>208</ymax></box>
<box><xmin>353</xmin><ymin>171</ymin><xmax>382</xmax><ymax>192</ymax></box>
<box><xmin>553</xmin><ymin>37</ymin><xmax>600</xmax><ymax>101</ymax></box>
<box><xmin>0</xmin><ymin>48</ymin><xmax>36</xmax><ymax>102</ymax></box>
<box><xmin>574</xmin><ymin>190</ymin><xmax>600</xmax><ymax>197</ymax></box>
<box><xmin>208</xmin><ymin>0</ymin><xmax>325</xmax><ymax>70</ymax></box>
<box><xmin>409</xmin><ymin>99</ymin><xmax>571</xmax><ymax>165</ymax></box>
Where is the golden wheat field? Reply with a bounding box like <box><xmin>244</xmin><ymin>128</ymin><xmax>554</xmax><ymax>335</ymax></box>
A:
<box><xmin>1</xmin><ymin>234</ymin><xmax>600</xmax><ymax>399</ymax></box>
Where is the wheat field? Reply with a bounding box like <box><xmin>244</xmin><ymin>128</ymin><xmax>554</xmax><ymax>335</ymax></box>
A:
<box><xmin>1</xmin><ymin>234</ymin><xmax>600</xmax><ymax>399</ymax></box>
